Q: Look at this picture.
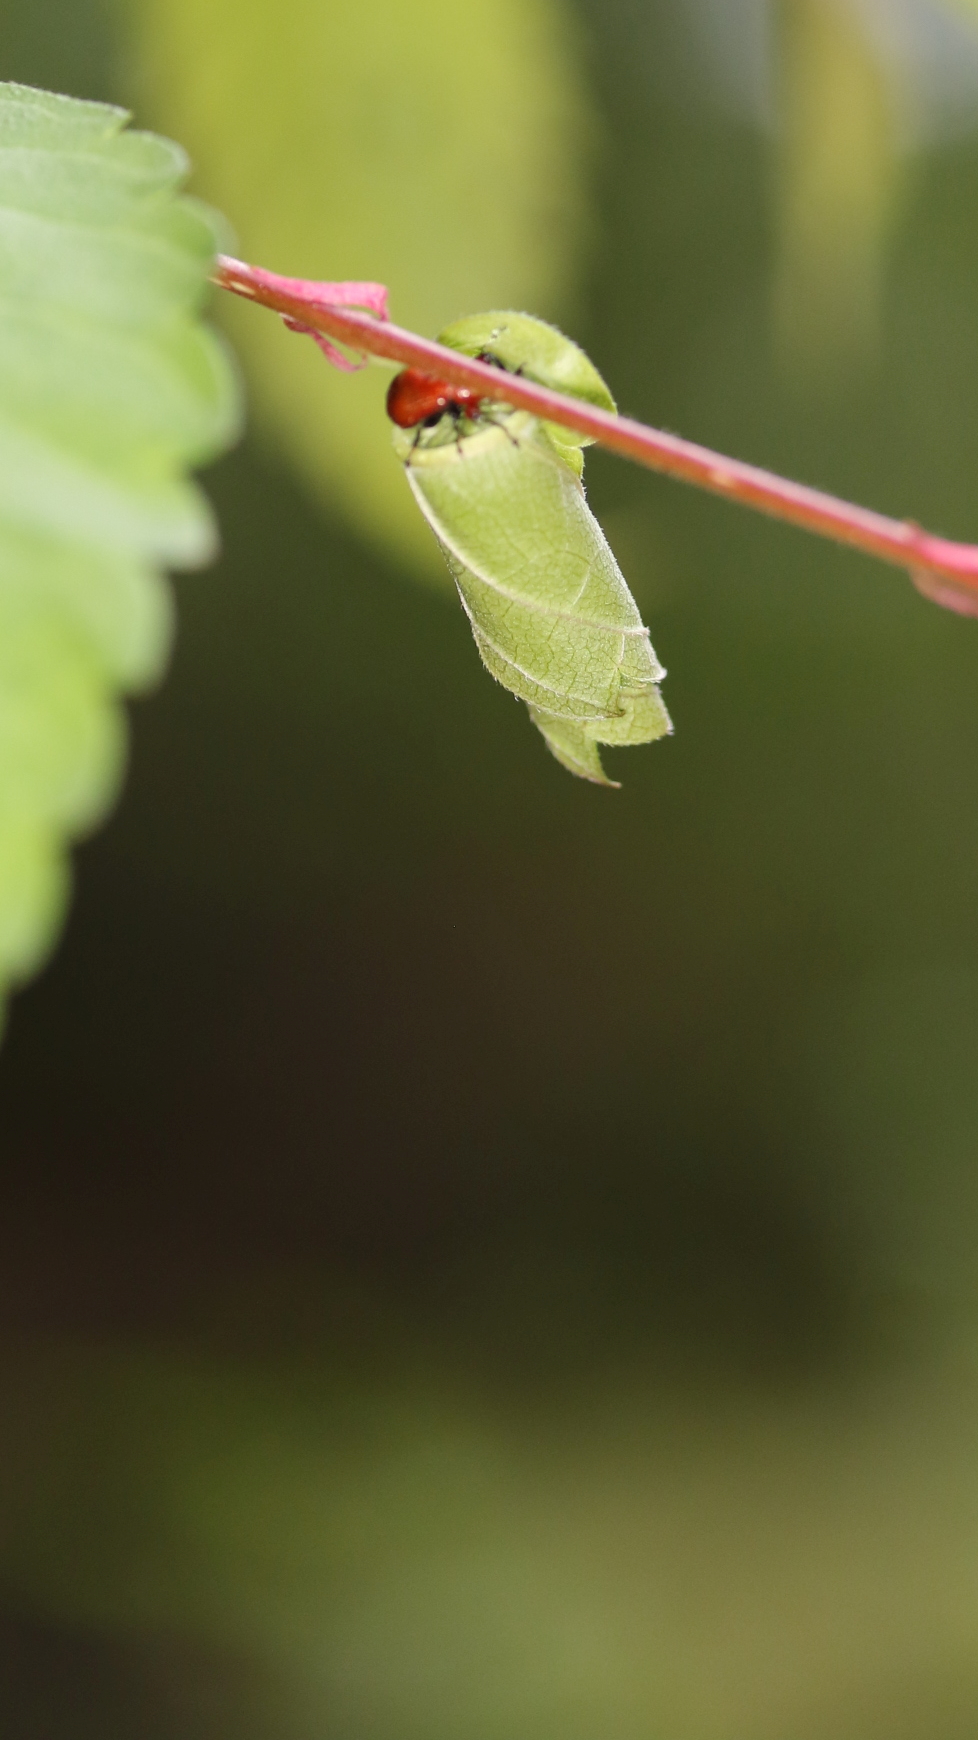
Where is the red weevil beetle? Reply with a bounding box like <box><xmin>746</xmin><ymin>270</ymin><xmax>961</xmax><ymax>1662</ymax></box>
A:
<box><xmin>386</xmin><ymin>367</ymin><xmax>486</xmax><ymax>430</ymax></box>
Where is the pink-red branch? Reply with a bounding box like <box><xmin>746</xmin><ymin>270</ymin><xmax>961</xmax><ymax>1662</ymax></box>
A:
<box><xmin>214</xmin><ymin>255</ymin><xmax>978</xmax><ymax>617</ymax></box>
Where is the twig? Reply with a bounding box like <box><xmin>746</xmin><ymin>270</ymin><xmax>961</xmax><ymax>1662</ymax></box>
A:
<box><xmin>213</xmin><ymin>255</ymin><xmax>978</xmax><ymax>616</ymax></box>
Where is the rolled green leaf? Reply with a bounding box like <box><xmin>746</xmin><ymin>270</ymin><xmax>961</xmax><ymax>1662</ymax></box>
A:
<box><xmin>392</xmin><ymin>313</ymin><xmax>671</xmax><ymax>784</ymax></box>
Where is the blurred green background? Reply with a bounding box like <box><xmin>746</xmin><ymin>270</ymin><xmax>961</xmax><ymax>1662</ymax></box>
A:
<box><xmin>6</xmin><ymin>0</ymin><xmax>978</xmax><ymax>1734</ymax></box>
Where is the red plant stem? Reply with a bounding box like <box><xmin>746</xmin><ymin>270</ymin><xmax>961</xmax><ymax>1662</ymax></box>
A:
<box><xmin>214</xmin><ymin>255</ymin><xmax>978</xmax><ymax>610</ymax></box>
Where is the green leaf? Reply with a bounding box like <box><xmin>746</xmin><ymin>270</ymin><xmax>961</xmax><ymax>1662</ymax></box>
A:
<box><xmin>127</xmin><ymin>0</ymin><xmax>593</xmax><ymax>581</ymax></box>
<box><xmin>393</xmin><ymin>314</ymin><xmax>671</xmax><ymax>784</ymax></box>
<box><xmin>0</xmin><ymin>81</ymin><xmax>241</xmax><ymax>1025</ymax></box>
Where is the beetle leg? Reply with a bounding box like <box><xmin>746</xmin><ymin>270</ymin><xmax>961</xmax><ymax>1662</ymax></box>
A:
<box><xmin>480</xmin><ymin>409</ymin><xmax>519</xmax><ymax>447</ymax></box>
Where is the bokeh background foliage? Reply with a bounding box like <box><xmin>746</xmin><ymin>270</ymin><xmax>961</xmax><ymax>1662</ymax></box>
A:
<box><xmin>6</xmin><ymin>1</ymin><xmax>978</xmax><ymax>1738</ymax></box>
